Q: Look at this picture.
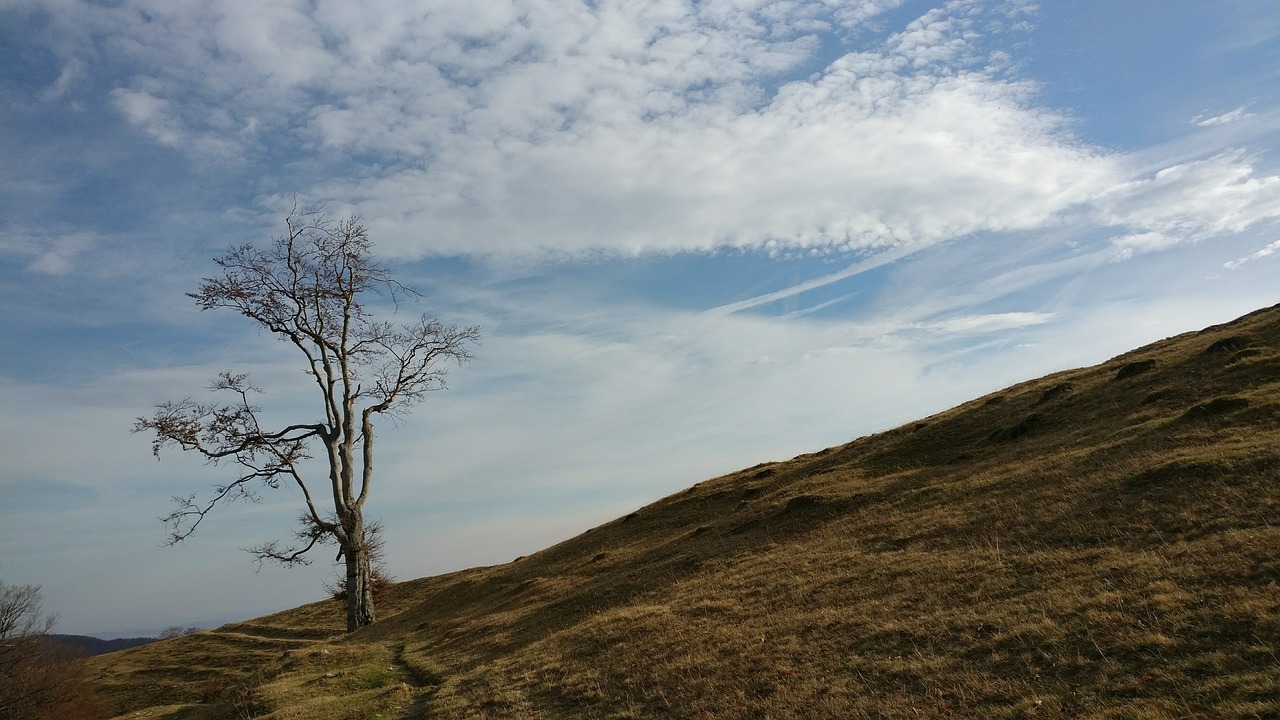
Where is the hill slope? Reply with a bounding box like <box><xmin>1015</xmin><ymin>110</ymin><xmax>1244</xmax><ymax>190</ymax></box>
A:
<box><xmin>91</xmin><ymin>304</ymin><xmax>1280</xmax><ymax>719</ymax></box>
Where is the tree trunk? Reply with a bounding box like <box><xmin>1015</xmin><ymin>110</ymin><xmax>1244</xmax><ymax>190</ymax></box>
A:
<box><xmin>343</xmin><ymin>517</ymin><xmax>376</xmax><ymax>631</ymax></box>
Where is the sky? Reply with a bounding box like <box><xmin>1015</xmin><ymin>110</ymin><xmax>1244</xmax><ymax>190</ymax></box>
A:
<box><xmin>1</xmin><ymin>0</ymin><xmax>1277</xmax><ymax>638</ymax></box>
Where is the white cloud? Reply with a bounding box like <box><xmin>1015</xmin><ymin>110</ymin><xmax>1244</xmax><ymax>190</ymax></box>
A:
<box><xmin>1095</xmin><ymin>152</ymin><xmax>1280</xmax><ymax>256</ymax></box>
<box><xmin>41</xmin><ymin>0</ymin><xmax>1274</xmax><ymax>274</ymax></box>
<box><xmin>108</xmin><ymin>85</ymin><xmax>248</xmax><ymax>159</ymax></box>
<box><xmin>29</xmin><ymin>0</ymin><xmax>1128</xmax><ymax>261</ymax></box>
<box><xmin>1225</xmin><ymin>238</ymin><xmax>1280</xmax><ymax>269</ymax></box>
<box><xmin>922</xmin><ymin>311</ymin><xmax>1055</xmax><ymax>334</ymax></box>
<box><xmin>109</xmin><ymin>87</ymin><xmax>186</xmax><ymax>147</ymax></box>
<box><xmin>209</xmin><ymin>0</ymin><xmax>333</xmax><ymax>87</ymax></box>
<box><xmin>1193</xmin><ymin>106</ymin><xmax>1255</xmax><ymax>127</ymax></box>
<box><xmin>15</xmin><ymin>0</ymin><xmax>1279</xmax><ymax>268</ymax></box>
<box><xmin>310</xmin><ymin>39</ymin><xmax>1117</xmax><ymax>260</ymax></box>
<box><xmin>38</xmin><ymin>59</ymin><xmax>82</xmax><ymax>102</ymax></box>
<box><xmin>0</xmin><ymin>231</ymin><xmax>96</xmax><ymax>275</ymax></box>
<box><xmin>1108</xmin><ymin>231</ymin><xmax>1180</xmax><ymax>262</ymax></box>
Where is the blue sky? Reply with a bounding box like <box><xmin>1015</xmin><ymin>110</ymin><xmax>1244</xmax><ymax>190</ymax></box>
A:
<box><xmin>1</xmin><ymin>0</ymin><xmax>1277</xmax><ymax>638</ymax></box>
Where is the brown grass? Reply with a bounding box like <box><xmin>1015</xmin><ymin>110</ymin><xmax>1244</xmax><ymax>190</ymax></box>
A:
<box><xmin>91</xmin><ymin>303</ymin><xmax>1280</xmax><ymax>719</ymax></box>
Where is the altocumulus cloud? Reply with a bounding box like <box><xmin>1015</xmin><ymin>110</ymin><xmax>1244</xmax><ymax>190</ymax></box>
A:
<box><xmin>0</xmin><ymin>1</ymin><xmax>1129</xmax><ymax>255</ymax></box>
<box><xmin>14</xmin><ymin>0</ymin><xmax>1279</xmax><ymax>268</ymax></box>
<box><xmin>302</xmin><ymin>0</ymin><xmax>1126</xmax><ymax>258</ymax></box>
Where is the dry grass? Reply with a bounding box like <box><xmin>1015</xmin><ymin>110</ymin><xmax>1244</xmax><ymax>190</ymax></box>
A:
<box><xmin>91</xmin><ymin>303</ymin><xmax>1280</xmax><ymax>719</ymax></box>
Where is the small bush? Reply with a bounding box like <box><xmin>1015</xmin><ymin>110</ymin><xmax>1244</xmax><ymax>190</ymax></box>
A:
<box><xmin>324</xmin><ymin>521</ymin><xmax>395</xmax><ymax>607</ymax></box>
<box><xmin>326</xmin><ymin>567</ymin><xmax>396</xmax><ymax>607</ymax></box>
<box><xmin>159</xmin><ymin>625</ymin><xmax>203</xmax><ymax>639</ymax></box>
<box><xmin>1115</xmin><ymin>359</ymin><xmax>1157</xmax><ymax>380</ymax></box>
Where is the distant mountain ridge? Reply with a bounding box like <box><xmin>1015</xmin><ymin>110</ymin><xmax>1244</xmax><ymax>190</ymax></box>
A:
<box><xmin>46</xmin><ymin>634</ymin><xmax>156</xmax><ymax>656</ymax></box>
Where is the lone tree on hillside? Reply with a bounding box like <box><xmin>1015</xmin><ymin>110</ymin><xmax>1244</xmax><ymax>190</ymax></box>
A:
<box><xmin>134</xmin><ymin>208</ymin><xmax>479</xmax><ymax>631</ymax></box>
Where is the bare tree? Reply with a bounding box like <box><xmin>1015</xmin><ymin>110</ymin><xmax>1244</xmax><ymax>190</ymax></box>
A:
<box><xmin>0</xmin><ymin>582</ymin><xmax>55</xmax><ymax>647</ymax></box>
<box><xmin>0</xmin><ymin>579</ymin><xmax>105</xmax><ymax>720</ymax></box>
<box><xmin>157</xmin><ymin>626</ymin><xmax>202</xmax><ymax>640</ymax></box>
<box><xmin>134</xmin><ymin>208</ymin><xmax>479</xmax><ymax>631</ymax></box>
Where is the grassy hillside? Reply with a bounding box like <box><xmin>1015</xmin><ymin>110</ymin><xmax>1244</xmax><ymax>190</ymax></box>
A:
<box><xmin>90</xmin><ymin>304</ymin><xmax>1280</xmax><ymax>719</ymax></box>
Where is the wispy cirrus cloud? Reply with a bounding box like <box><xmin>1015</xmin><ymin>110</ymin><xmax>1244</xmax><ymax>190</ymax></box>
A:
<box><xmin>919</xmin><ymin>312</ymin><xmax>1056</xmax><ymax>335</ymax></box>
<box><xmin>0</xmin><ymin>231</ymin><xmax>97</xmax><ymax>276</ymax></box>
<box><xmin>1225</xmin><ymin>238</ymin><xmax>1280</xmax><ymax>270</ymax></box>
<box><xmin>1193</xmin><ymin>106</ymin><xmax>1256</xmax><ymax>127</ymax></box>
<box><xmin>1096</xmin><ymin>151</ymin><xmax>1280</xmax><ymax>260</ymax></box>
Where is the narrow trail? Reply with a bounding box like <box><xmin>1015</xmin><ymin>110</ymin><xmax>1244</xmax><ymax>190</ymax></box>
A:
<box><xmin>389</xmin><ymin>643</ymin><xmax>440</xmax><ymax>719</ymax></box>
